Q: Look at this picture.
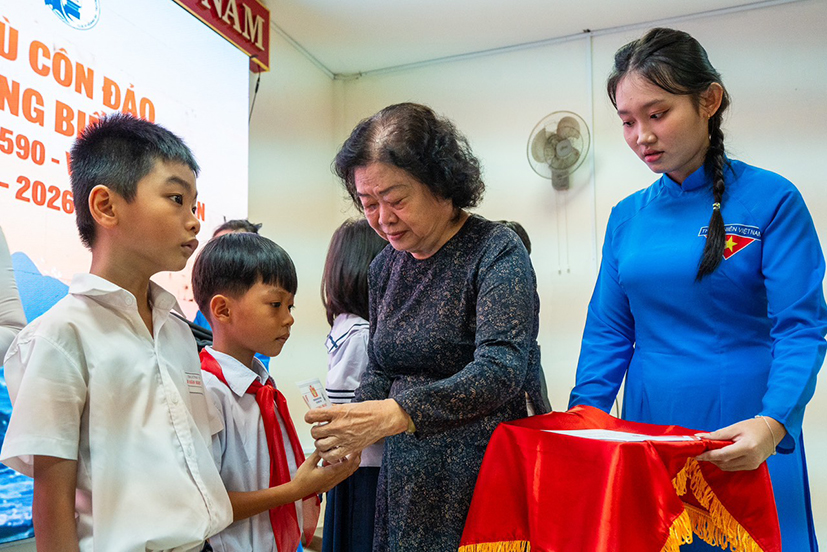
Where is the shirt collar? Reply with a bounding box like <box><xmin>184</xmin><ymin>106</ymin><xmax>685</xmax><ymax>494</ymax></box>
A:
<box><xmin>204</xmin><ymin>346</ymin><xmax>271</xmax><ymax>397</ymax></box>
<box><xmin>69</xmin><ymin>273</ymin><xmax>181</xmax><ymax>314</ymax></box>
<box><xmin>660</xmin><ymin>163</ymin><xmax>708</xmax><ymax>194</ymax></box>
<box><xmin>326</xmin><ymin>313</ymin><xmax>368</xmax><ymax>353</ymax></box>
<box><xmin>659</xmin><ymin>157</ymin><xmax>734</xmax><ymax>195</ymax></box>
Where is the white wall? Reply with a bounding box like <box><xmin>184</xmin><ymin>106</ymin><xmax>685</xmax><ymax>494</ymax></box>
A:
<box><xmin>325</xmin><ymin>0</ymin><xmax>827</xmax><ymax>536</ymax></box>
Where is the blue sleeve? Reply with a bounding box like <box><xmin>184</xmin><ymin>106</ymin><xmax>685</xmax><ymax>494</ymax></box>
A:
<box><xmin>193</xmin><ymin>309</ymin><xmax>212</xmax><ymax>331</ymax></box>
<box><xmin>759</xmin><ymin>187</ymin><xmax>827</xmax><ymax>451</ymax></box>
<box><xmin>568</xmin><ymin>211</ymin><xmax>636</xmax><ymax>412</ymax></box>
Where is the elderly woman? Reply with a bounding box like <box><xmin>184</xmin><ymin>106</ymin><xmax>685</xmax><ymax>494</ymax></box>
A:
<box><xmin>306</xmin><ymin>103</ymin><xmax>548</xmax><ymax>551</ymax></box>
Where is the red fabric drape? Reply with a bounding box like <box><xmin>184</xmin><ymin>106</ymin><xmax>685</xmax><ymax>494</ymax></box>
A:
<box><xmin>459</xmin><ymin>406</ymin><xmax>780</xmax><ymax>552</ymax></box>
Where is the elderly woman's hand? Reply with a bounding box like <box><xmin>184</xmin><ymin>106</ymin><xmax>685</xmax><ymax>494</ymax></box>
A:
<box><xmin>305</xmin><ymin>399</ymin><xmax>412</xmax><ymax>463</ymax></box>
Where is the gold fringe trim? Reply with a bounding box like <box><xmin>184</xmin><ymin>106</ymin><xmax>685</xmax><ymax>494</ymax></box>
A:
<box><xmin>459</xmin><ymin>541</ymin><xmax>530</xmax><ymax>552</ymax></box>
<box><xmin>668</xmin><ymin>458</ymin><xmax>764</xmax><ymax>552</ymax></box>
<box><xmin>672</xmin><ymin>463</ymin><xmax>688</xmax><ymax>496</ymax></box>
<box><xmin>660</xmin><ymin>508</ymin><xmax>694</xmax><ymax>552</ymax></box>
<box><xmin>466</xmin><ymin>456</ymin><xmax>768</xmax><ymax>552</ymax></box>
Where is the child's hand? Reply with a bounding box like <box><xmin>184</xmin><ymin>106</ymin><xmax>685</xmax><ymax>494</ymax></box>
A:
<box><xmin>226</xmin><ymin>450</ymin><xmax>359</xmax><ymax>522</ymax></box>
<box><xmin>294</xmin><ymin>450</ymin><xmax>361</xmax><ymax>497</ymax></box>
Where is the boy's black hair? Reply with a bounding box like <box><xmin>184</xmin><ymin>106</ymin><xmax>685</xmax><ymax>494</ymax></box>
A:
<box><xmin>192</xmin><ymin>232</ymin><xmax>298</xmax><ymax>321</ymax></box>
<box><xmin>212</xmin><ymin>218</ymin><xmax>262</xmax><ymax>237</ymax></box>
<box><xmin>70</xmin><ymin>113</ymin><xmax>199</xmax><ymax>249</ymax></box>
<box><xmin>321</xmin><ymin>218</ymin><xmax>387</xmax><ymax>326</ymax></box>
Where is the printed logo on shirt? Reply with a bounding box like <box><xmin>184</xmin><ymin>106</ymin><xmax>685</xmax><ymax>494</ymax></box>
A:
<box><xmin>185</xmin><ymin>371</ymin><xmax>204</xmax><ymax>395</ymax></box>
<box><xmin>698</xmin><ymin>224</ymin><xmax>762</xmax><ymax>260</ymax></box>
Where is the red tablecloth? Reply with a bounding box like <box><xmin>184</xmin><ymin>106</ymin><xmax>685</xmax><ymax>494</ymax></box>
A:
<box><xmin>459</xmin><ymin>406</ymin><xmax>780</xmax><ymax>552</ymax></box>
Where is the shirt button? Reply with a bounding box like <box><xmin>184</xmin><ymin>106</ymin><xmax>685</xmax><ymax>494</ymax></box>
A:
<box><xmin>172</xmin><ymin>394</ymin><xmax>179</xmax><ymax>404</ymax></box>
<box><xmin>124</xmin><ymin>296</ymin><xmax>134</xmax><ymax>306</ymax></box>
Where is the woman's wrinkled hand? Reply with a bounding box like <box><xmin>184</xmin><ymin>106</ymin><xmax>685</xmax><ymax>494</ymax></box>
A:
<box><xmin>695</xmin><ymin>416</ymin><xmax>786</xmax><ymax>471</ymax></box>
<box><xmin>304</xmin><ymin>399</ymin><xmax>411</xmax><ymax>463</ymax></box>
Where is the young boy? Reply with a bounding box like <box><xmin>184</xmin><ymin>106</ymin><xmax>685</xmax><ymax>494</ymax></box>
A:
<box><xmin>0</xmin><ymin>114</ymin><xmax>233</xmax><ymax>551</ymax></box>
<box><xmin>191</xmin><ymin>232</ymin><xmax>359</xmax><ymax>552</ymax></box>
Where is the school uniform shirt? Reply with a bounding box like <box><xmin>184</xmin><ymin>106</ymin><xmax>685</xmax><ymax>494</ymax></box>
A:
<box><xmin>0</xmin><ymin>226</ymin><xmax>26</xmax><ymax>357</ymax></box>
<box><xmin>325</xmin><ymin>313</ymin><xmax>382</xmax><ymax>467</ymax></box>
<box><xmin>0</xmin><ymin>274</ymin><xmax>232</xmax><ymax>552</ymax></box>
<box><xmin>202</xmin><ymin>346</ymin><xmax>302</xmax><ymax>552</ymax></box>
<box><xmin>569</xmin><ymin>159</ymin><xmax>827</xmax><ymax>551</ymax></box>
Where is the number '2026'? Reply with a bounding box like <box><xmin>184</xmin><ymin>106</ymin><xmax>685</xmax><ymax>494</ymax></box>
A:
<box><xmin>16</xmin><ymin>176</ymin><xmax>74</xmax><ymax>214</ymax></box>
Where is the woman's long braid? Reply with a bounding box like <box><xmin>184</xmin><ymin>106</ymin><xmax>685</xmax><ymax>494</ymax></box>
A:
<box><xmin>696</xmin><ymin>115</ymin><xmax>727</xmax><ymax>280</ymax></box>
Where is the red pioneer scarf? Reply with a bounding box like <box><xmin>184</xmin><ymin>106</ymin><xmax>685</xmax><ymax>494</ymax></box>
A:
<box><xmin>459</xmin><ymin>405</ymin><xmax>780</xmax><ymax>552</ymax></box>
<box><xmin>201</xmin><ymin>349</ymin><xmax>320</xmax><ymax>551</ymax></box>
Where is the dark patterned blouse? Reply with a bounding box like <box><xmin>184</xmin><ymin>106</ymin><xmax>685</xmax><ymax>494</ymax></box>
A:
<box><xmin>355</xmin><ymin>214</ymin><xmax>546</xmax><ymax>552</ymax></box>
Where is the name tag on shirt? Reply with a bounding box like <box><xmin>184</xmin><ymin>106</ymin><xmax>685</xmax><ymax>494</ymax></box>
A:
<box><xmin>185</xmin><ymin>371</ymin><xmax>204</xmax><ymax>395</ymax></box>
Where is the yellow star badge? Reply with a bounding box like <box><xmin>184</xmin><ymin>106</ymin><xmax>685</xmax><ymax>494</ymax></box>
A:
<box><xmin>722</xmin><ymin>234</ymin><xmax>756</xmax><ymax>260</ymax></box>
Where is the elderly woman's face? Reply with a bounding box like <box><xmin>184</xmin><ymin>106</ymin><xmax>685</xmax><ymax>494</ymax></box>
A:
<box><xmin>355</xmin><ymin>162</ymin><xmax>457</xmax><ymax>260</ymax></box>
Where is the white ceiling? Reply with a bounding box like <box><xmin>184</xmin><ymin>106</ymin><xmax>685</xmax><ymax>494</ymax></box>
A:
<box><xmin>268</xmin><ymin>0</ymin><xmax>785</xmax><ymax>77</ymax></box>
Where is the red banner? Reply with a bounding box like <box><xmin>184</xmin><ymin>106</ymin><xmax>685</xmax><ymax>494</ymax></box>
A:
<box><xmin>173</xmin><ymin>0</ymin><xmax>270</xmax><ymax>72</ymax></box>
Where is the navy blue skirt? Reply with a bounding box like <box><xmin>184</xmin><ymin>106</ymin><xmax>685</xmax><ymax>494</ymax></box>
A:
<box><xmin>322</xmin><ymin>467</ymin><xmax>380</xmax><ymax>552</ymax></box>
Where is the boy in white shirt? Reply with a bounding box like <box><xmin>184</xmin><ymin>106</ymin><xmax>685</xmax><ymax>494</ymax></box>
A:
<box><xmin>191</xmin><ymin>232</ymin><xmax>359</xmax><ymax>552</ymax></box>
<box><xmin>0</xmin><ymin>114</ymin><xmax>233</xmax><ymax>552</ymax></box>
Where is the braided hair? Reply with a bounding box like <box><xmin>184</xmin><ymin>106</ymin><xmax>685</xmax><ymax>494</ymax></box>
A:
<box><xmin>607</xmin><ymin>28</ymin><xmax>731</xmax><ymax>280</ymax></box>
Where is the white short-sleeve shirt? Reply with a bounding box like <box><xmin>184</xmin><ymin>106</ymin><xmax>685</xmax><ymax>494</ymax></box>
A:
<box><xmin>202</xmin><ymin>347</ymin><xmax>301</xmax><ymax>552</ymax></box>
<box><xmin>0</xmin><ymin>274</ymin><xmax>233</xmax><ymax>552</ymax></box>
<box><xmin>0</xmin><ymin>226</ymin><xmax>26</xmax><ymax>357</ymax></box>
<box><xmin>325</xmin><ymin>313</ymin><xmax>383</xmax><ymax>467</ymax></box>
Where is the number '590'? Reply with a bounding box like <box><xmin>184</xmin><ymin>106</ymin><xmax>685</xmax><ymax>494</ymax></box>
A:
<box><xmin>0</xmin><ymin>128</ymin><xmax>46</xmax><ymax>165</ymax></box>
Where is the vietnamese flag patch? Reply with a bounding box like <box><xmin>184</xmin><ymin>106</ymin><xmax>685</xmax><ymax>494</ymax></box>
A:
<box><xmin>698</xmin><ymin>224</ymin><xmax>762</xmax><ymax>260</ymax></box>
<box><xmin>722</xmin><ymin>234</ymin><xmax>755</xmax><ymax>259</ymax></box>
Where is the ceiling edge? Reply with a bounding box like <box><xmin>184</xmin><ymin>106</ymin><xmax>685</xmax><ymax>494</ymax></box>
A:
<box><xmin>273</xmin><ymin>0</ymin><xmax>802</xmax><ymax>81</ymax></box>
